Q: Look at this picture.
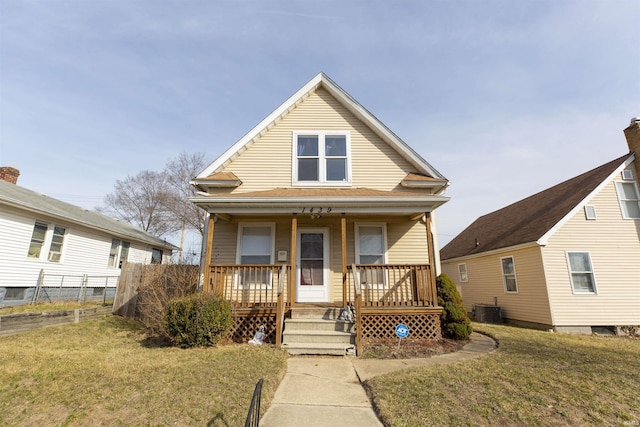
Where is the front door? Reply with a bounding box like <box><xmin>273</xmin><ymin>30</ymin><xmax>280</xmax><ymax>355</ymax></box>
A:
<box><xmin>296</xmin><ymin>228</ymin><xmax>329</xmax><ymax>302</ymax></box>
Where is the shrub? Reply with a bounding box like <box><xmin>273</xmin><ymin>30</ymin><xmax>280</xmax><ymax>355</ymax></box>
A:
<box><xmin>437</xmin><ymin>273</ymin><xmax>472</xmax><ymax>340</ymax></box>
<box><xmin>135</xmin><ymin>264</ymin><xmax>200</xmax><ymax>333</ymax></box>
<box><xmin>163</xmin><ymin>293</ymin><xmax>232</xmax><ymax>348</ymax></box>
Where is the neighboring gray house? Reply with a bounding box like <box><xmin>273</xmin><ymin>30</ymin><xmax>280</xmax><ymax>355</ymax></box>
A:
<box><xmin>0</xmin><ymin>167</ymin><xmax>177</xmax><ymax>307</ymax></box>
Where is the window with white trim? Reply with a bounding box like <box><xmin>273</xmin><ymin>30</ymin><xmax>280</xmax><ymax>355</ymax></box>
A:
<box><xmin>28</xmin><ymin>222</ymin><xmax>48</xmax><ymax>259</ymax></box>
<box><xmin>566</xmin><ymin>252</ymin><xmax>597</xmax><ymax>294</ymax></box>
<box><xmin>236</xmin><ymin>223</ymin><xmax>275</xmax><ymax>287</ymax></box>
<box><xmin>47</xmin><ymin>226</ymin><xmax>66</xmax><ymax>262</ymax></box>
<box><xmin>615</xmin><ymin>181</ymin><xmax>640</xmax><ymax>219</ymax></box>
<box><xmin>501</xmin><ymin>256</ymin><xmax>518</xmax><ymax>292</ymax></box>
<box><xmin>355</xmin><ymin>223</ymin><xmax>387</xmax><ymax>287</ymax></box>
<box><xmin>108</xmin><ymin>239</ymin><xmax>130</xmax><ymax>268</ymax></box>
<box><xmin>458</xmin><ymin>263</ymin><xmax>468</xmax><ymax>282</ymax></box>
<box><xmin>293</xmin><ymin>132</ymin><xmax>351</xmax><ymax>185</ymax></box>
<box><xmin>27</xmin><ymin>221</ymin><xmax>66</xmax><ymax>262</ymax></box>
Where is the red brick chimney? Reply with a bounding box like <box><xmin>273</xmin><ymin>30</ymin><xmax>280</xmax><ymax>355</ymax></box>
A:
<box><xmin>624</xmin><ymin>117</ymin><xmax>640</xmax><ymax>182</ymax></box>
<box><xmin>0</xmin><ymin>166</ymin><xmax>20</xmax><ymax>184</ymax></box>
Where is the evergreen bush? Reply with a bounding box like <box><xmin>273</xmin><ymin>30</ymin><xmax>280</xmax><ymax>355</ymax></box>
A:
<box><xmin>163</xmin><ymin>293</ymin><xmax>232</xmax><ymax>348</ymax></box>
<box><xmin>436</xmin><ymin>273</ymin><xmax>473</xmax><ymax>340</ymax></box>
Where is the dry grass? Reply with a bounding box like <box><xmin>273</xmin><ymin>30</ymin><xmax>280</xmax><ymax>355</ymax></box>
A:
<box><xmin>0</xmin><ymin>316</ymin><xmax>287</xmax><ymax>426</ymax></box>
<box><xmin>0</xmin><ymin>301</ymin><xmax>111</xmax><ymax>315</ymax></box>
<box><xmin>366</xmin><ymin>323</ymin><xmax>640</xmax><ymax>427</ymax></box>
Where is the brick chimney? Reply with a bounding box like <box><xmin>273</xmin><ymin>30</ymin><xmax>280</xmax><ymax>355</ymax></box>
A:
<box><xmin>624</xmin><ymin>117</ymin><xmax>640</xmax><ymax>182</ymax></box>
<box><xmin>0</xmin><ymin>166</ymin><xmax>20</xmax><ymax>184</ymax></box>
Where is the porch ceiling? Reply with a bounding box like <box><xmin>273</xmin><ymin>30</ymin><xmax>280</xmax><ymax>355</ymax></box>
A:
<box><xmin>190</xmin><ymin>187</ymin><xmax>450</xmax><ymax>215</ymax></box>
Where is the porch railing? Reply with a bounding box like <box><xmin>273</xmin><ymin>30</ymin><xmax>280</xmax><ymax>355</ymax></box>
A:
<box><xmin>206</xmin><ymin>264</ymin><xmax>291</xmax><ymax>308</ymax></box>
<box><xmin>346</xmin><ymin>264</ymin><xmax>435</xmax><ymax>307</ymax></box>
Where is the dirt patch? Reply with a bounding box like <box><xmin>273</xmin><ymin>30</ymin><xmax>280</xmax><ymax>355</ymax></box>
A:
<box><xmin>360</xmin><ymin>337</ymin><xmax>466</xmax><ymax>359</ymax></box>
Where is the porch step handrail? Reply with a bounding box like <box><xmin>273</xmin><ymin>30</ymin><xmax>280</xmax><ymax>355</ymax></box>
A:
<box><xmin>275</xmin><ymin>264</ymin><xmax>286</xmax><ymax>348</ymax></box>
<box><xmin>351</xmin><ymin>264</ymin><xmax>363</xmax><ymax>356</ymax></box>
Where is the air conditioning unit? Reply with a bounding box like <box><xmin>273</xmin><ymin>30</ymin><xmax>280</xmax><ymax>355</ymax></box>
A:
<box><xmin>474</xmin><ymin>304</ymin><xmax>502</xmax><ymax>324</ymax></box>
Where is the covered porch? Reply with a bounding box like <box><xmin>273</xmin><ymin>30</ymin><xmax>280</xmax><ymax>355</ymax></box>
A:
<box><xmin>192</xmin><ymin>189</ymin><xmax>448</xmax><ymax>354</ymax></box>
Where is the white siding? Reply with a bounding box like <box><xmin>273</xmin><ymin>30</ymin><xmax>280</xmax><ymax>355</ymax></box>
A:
<box><xmin>0</xmin><ymin>204</ymin><xmax>171</xmax><ymax>291</ymax></box>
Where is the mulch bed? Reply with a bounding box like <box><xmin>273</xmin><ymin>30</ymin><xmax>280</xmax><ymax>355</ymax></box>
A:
<box><xmin>360</xmin><ymin>336</ymin><xmax>466</xmax><ymax>359</ymax></box>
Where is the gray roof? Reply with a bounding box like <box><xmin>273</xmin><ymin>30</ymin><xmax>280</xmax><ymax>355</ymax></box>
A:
<box><xmin>0</xmin><ymin>180</ymin><xmax>177</xmax><ymax>250</ymax></box>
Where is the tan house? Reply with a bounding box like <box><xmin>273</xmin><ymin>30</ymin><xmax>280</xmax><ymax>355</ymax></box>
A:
<box><xmin>190</xmin><ymin>73</ymin><xmax>450</xmax><ymax>354</ymax></box>
<box><xmin>441</xmin><ymin>119</ymin><xmax>640</xmax><ymax>334</ymax></box>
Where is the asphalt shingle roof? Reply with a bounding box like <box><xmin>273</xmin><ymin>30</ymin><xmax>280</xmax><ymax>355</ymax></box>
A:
<box><xmin>0</xmin><ymin>180</ymin><xmax>177</xmax><ymax>250</ymax></box>
<box><xmin>440</xmin><ymin>153</ymin><xmax>632</xmax><ymax>260</ymax></box>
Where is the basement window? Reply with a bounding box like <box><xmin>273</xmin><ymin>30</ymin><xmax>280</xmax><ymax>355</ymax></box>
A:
<box><xmin>4</xmin><ymin>287</ymin><xmax>27</xmax><ymax>301</ymax></box>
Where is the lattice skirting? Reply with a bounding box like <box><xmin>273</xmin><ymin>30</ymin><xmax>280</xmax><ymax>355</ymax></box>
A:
<box><xmin>360</xmin><ymin>312</ymin><xmax>442</xmax><ymax>340</ymax></box>
<box><xmin>230</xmin><ymin>312</ymin><xmax>277</xmax><ymax>344</ymax></box>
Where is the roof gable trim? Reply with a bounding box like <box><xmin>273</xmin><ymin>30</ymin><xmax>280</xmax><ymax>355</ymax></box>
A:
<box><xmin>537</xmin><ymin>154</ymin><xmax>635</xmax><ymax>245</ymax></box>
<box><xmin>196</xmin><ymin>73</ymin><xmax>447</xmax><ymax>181</ymax></box>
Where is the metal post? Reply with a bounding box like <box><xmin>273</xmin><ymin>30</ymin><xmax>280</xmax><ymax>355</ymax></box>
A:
<box><xmin>31</xmin><ymin>269</ymin><xmax>45</xmax><ymax>305</ymax></box>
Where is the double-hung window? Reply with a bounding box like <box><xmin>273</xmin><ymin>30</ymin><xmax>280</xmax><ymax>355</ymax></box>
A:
<box><xmin>108</xmin><ymin>239</ymin><xmax>131</xmax><ymax>268</ymax></box>
<box><xmin>27</xmin><ymin>221</ymin><xmax>66</xmax><ymax>262</ymax></box>
<box><xmin>355</xmin><ymin>223</ymin><xmax>387</xmax><ymax>287</ymax></box>
<box><xmin>47</xmin><ymin>226</ymin><xmax>66</xmax><ymax>262</ymax></box>
<box><xmin>615</xmin><ymin>181</ymin><xmax>640</xmax><ymax>219</ymax></box>
<box><xmin>236</xmin><ymin>223</ymin><xmax>275</xmax><ymax>288</ymax></box>
<box><xmin>501</xmin><ymin>256</ymin><xmax>518</xmax><ymax>292</ymax></box>
<box><xmin>566</xmin><ymin>252</ymin><xmax>597</xmax><ymax>294</ymax></box>
<box><xmin>293</xmin><ymin>132</ymin><xmax>351</xmax><ymax>185</ymax></box>
<box><xmin>28</xmin><ymin>222</ymin><xmax>48</xmax><ymax>259</ymax></box>
<box><xmin>458</xmin><ymin>263</ymin><xmax>468</xmax><ymax>282</ymax></box>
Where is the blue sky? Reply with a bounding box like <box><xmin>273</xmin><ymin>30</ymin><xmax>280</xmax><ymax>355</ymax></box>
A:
<box><xmin>1</xmin><ymin>0</ymin><xmax>639</xmax><ymax>253</ymax></box>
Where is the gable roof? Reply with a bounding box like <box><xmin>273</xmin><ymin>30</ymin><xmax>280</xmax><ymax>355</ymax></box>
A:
<box><xmin>0</xmin><ymin>180</ymin><xmax>177</xmax><ymax>250</ymax></box>
<box><xmin>440</xmin><ymin>153</ymin><xmax>634</xmax><ymax>261</ymax></box>
<box><xmin>195</xmin><ymin>72</ymin><xmax>447</xmax><ymax>182</ymax></box>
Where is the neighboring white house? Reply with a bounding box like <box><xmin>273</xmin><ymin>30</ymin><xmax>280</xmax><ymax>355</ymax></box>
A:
<box><xmin>0</xmin><ymin>168</ymin><xmax>177</xmax><ymax>307</ymax></box>
<box><xmin>441</xmin><ymin>119</ymin><xmax>640</xmax><ymax>334</ymax></box>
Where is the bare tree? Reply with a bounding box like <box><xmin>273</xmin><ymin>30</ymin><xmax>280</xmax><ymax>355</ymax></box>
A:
<box><xmin>163</xmin><ymin>152</ymin><xmax>208</xmax><ymax>262</ymax></box>
<box><xmin>99</xmin><ymin>170</ymin><xmax>178</xmax><ymax>237</ymax></box>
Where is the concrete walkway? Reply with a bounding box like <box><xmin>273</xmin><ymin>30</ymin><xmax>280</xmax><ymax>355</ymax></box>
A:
<box><xmin>259</xmin><ymin>333</ymin><xmax>496</xmax><ymax>426</ymax></box>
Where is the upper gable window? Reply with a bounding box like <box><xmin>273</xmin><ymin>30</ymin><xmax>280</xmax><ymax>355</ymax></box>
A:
<box><xmin>615</xmin><ymin>181</ymin><xmax>640</xmax><ymax>219</ymax></box>
<box><xmin>293</xmin><ymin>132</ymin><xmax>351</xmax><ymax>186</ymax></box>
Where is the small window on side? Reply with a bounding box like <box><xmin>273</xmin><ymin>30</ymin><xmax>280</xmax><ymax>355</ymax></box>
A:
<box><xmin>151</xmin><ymin>248</ymin><xmax>163</xmax><ymax>264</ymax></box>
<box><xmin>4</xmin><ymin>287</ymin><xmax>27</xmax><ymax>300</ymax></box>
<box><xmin>458</xmin><ymin>263</ymin><xmax>468</xmax><ymax>282</ymax></box>
<box><xmin>501</xmin><ymin>256</ymin><xmax>518</xmax><ymax>293</ymax></box>
<box><xmin>28</xmin><ymin>222</ymin><xmax>48</xmax><ymax>259</ymax></box>
<box><xmin>584</xmin><ymin>205</ymin><xmax>597</xmax><ymax>220</ymax></box>
<box><xmin>566</xmin><ymin>252</ymin><xmax>597</xmax><ymax>294</ymax></box>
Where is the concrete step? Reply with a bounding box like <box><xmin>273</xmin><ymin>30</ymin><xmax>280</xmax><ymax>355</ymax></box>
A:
<box><xmin>284</xmin><ymin>318</ymin><xmax>355</xmax><ymax>333</ymax></box>
<box><xmin>283</xmin><ymin>329</ymin><xmax>356</xmax><ymax>344</ymax></box>
<box><xmin>282</xmin><ymin>342</ymin><xmax>356</xmax><ymax>356</ymax></box>
<box><xmin>290</xmin><ymin>307</ymin><xmax>346</xmax><ymax>320</ymax></box>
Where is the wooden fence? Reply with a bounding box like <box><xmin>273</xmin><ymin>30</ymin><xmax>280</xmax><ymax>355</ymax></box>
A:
<box><xmin>113</xmin><ymin>263</ymin><xmax>200</xmax><ymax>319</ymax></box>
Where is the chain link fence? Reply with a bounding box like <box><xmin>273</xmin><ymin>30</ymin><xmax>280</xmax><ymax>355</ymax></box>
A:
<box><xmin>31</xmin><ymin>270</ymin><xmax>120</xmax><ymax>305</ymax></box>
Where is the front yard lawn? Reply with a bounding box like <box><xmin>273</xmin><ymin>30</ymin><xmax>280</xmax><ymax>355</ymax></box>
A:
<box><xmin>366</xmin><ymin>323</ymin><xmax>640</xmax><ymax>426</ymax></box>
<box><xmin>0</xmin><ymin>316</ymin><xmax>287</xmax><ymax>426</ymax></box>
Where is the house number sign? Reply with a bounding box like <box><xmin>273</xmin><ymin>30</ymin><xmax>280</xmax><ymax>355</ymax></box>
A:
<box><xmin>300</xmin><ymin>207</ymin><xmax>332</xmax><ymax>213</ymax></box>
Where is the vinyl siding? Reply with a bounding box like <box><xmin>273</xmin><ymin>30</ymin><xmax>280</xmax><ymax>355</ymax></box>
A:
<box><xmin>218</xmin><ymin>88</ymin><xmax>424</xmax><ymax>193</ymax></box>
<box><xmin>209</xmin><ymin>215</ymin><xmax>432</xmax><ymax>303</ymax></box>
<box><xmin>542</xmin><ymin>166</ymin><xmax>640</xmax><ymax>326</ymax></box>
<box><xmin>442</xmin><ymin>246</ymin><xmax>553</xmax><ymax>326</ymax></box>
<box><xmin>0</xmin><ymin>204</ymin><xmax>170</xmax><ymax>290</ymax></box>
